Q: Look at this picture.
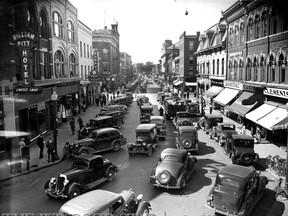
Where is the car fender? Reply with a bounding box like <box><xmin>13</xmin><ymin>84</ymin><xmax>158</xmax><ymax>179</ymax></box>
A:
<box><xmin>106</xmin><ymin>165</ymin><xmax>119</xmax><ymax>175</ymax></box>
<box><xmin>176</xmin><ymin>171</ymin><xmax>186</xmax><ymax>186</ymax></box>
<box><xmin>256</xmin><ymin>176</ymin><xmax>268</xmax><ymax>195</ymax></box>
<box><xmin>67</xmin><ymin>182</ymin><xmax>83</xmax><ymax>194</ymax></box>
<box><xmin>135</xmin><ymin>201</ymin><xmax>151</xmax><ymax>215</ymax></box>
<box><xmin>78</xmin><ymin>146</ymin><xmax>96</xmax><ymax>154</ymax></box>
<box><xmin>112</xmin><ymin>138</ymin><xmax>125</xmax><ymax>146</ymax></box>
<box><xmin>146</xmin><ymin>143</ymin><xmax>153</xmax><ymax>149</ymax></box>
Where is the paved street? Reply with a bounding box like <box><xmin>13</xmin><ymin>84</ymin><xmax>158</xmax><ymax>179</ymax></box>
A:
<box><xmin>0</xmin><ymin>87</ymin><xmax>288</xmax><ymax>215</ymax></box>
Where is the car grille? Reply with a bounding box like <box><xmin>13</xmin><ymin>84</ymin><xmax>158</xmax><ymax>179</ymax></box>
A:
<box><xmin>56</xmin><ymin>176</ymin><xmax>65</xmax><ymax>193</ymax></box>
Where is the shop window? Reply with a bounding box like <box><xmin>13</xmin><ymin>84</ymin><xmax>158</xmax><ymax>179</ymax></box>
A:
<box><xmin>40</xmin><ymin>10</ymin><xmax>48</xmax><ymax>39</ymax></box>
<box><xmin>54</xmin><ymin>50</ymin><xmax>65</xmax><ymax>78</ymax></box>
<box><xmin>221</xmin><ymin>58</ymin><xmax>224</xmax><ymax>75</ymax></box>
<box><xmin>38</xmin><ymin>107</ymin><xmax>47</xmax><ymax>134</ymax></box>
<box><xmin>69</xmin><ymin>53</ymin><xmax>76</xmax><ymax>77</ymax></box>
<box><xmin>53</xmin><ymin>11</ymin><xmax>63</xmax><ymax>38</ymax></box>
<box><xmin>67</xmin><ymin>21</ymin><xmax>75</xmax><ymax>43</ymax></box>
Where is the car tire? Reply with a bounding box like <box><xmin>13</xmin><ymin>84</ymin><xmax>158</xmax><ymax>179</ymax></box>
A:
<box><xmin>116</xmin><ymin>120</ymin><xmax>122</xmax><ymax>128</ymax></box>
<box><xmin>80</xmin><ymin>150</ymin><xmax>88</xmax><ymax>155</ymax></box>
<box><xmin>240</xmin><ymin>152</ymin><xmax>253</xmax><ymax>164</ymax></box>
<box><xmin>113</xmin><ymin>142</ymin><xmax>121</xmax><ymax>152</ymax></box>
<box><xmin>106</xmin><ymin>169</ymin><xmax>115</xmax><ymax>182</ymax></box>
<box><xmin>147</xmin><ymin>147</ymin><xmax>153</xmax><ymax>157</ymax></box>
<box><xmin>68</xmin><ymin>186</ymin><xmax>81</xmax><ymax>200</ymax></box>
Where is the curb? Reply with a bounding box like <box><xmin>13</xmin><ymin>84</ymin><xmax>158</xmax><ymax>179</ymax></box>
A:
<box><xmin>0</xmin><ymin>155</ymin><xmax>65</xmax><ymax>183</ymax></box>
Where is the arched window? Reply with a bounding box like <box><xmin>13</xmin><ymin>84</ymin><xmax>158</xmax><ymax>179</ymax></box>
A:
<box><xmin>69</xmin><ymin>53</ymin><xmax>76</xmax><ymax>77</ymax></box>
<box><xmin>253</xmin><ymin>55</ymin><xmax>259</xmax><ymax>81</ymax></box>
<box><xmin>27</xmin><ymin>8</ymin><xmax>35</xmax><ymax>30</ymax></box>
<box><xmin>67</xmin><ymin>21</ymin><xmax>75</xmax><ymax>43</ymax></box>
<box><xmin>248</xmin><ymin>18</ymin><xmax>253</xmax><ymax>41</ymax></box>
<box><xmin>212</xmin><ymin>60</ymin><xmax>215</xmax><ymax>75</ymax></box>
<box><xmin>278</xmin><ymin>53</ymin><xmax>286</xmax><ymax>83</ymax></box>
<box><xmin>240</xmin><ymin>21</ymin><xmax>245</xmax><ymax>44</ymax></box>
<box><xmin>255</xmin><ymin>14</ymin><xmax>260</xmax><ymax>39</ymax></box>
<box><xmin>53</xmin><ymin>11</ymin><xmax>63</xmax><ymax>38</ymax></box>
<box><xmin>238</xmin><ymin>57</ymin><xmax>243</xmax><ymax>80</ymax></box>
<box><xmin>261</xmin><ymin>10</ymin><xmax>267</xmax><ymax>37</ymax></box>
<box><xmin>54</xmin><ymin>50</ymin><xmax>64</xmax><ymax>78</ymax></box>
<box><xmin>267</xmin><ymin>53</ymin><xmax>276</xmax><ymax>82</ymax></box>
<box><xmin>259</xmin><ymin>54</ymin><xmax>266</xmax><ymax>82</ymax></box>
<box><xmin>246</xmin><ymin>56</ymin><xmax>252</xmax><ymax>81</ymax></box>
<box><xmin>206</xmin><ymin>62</ymin><xmax>210</xmax><ymax>74</ymax></box>
<box><xmin>40</xmin><ymin>10</ymin><xmax>48</xmax><ymax>39</ymax></box>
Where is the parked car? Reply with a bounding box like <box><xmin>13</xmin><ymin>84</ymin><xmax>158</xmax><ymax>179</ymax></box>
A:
<box><xmin>206</xmin><ymin>164</ymin><xmax>268</xmax><ymax>216</ymax></box>
<box><xmin>64</xmin><ymin>127</ymin><xmax>127</xmax><ymax>157</ymax></box>
<box><xmin>209</xmin><ymin>122</ymin><xmax>238</xmax><ymax>146</ymax></box>
<box><xmin>44</xmin><ymin>154</ymin><xmax>118</xmax><ymax>200</ymax></box>
<box><xmin>111</xmin><ymin>96</ymin><xmax>132</xmax><ymax>107</ymax></box>
<box><xmin>197</xmin><ymin>113</ymin><xmax>223</xmax><ymax>134</ymax></box>
<box><xmin>174</xmin><ymin>111</ymin><xmax>194</xmax><ymax>127</ymax></box>
<box><xmin>175</xmin><ymin>126</ymin><xmax>199</xmax><ymax>154</ymax></box>
<box><xmin>150</xmin><ymin>115</ymin><xmax>166</xmax><ymax>140</ymax></box>
<box><xmin>127</xmin><ymin>123</ymin><xmax>158</xmax><ymax>157</ymax></box>
<box><xmin>100</xmin><ymin>104</ymin><xmax>128</xmax><ymax>114</ymax></box>
<box><xmin>225</xmin><ymin>134</ymin><xmax>259</xmax><ymax>165</ymax></box>
<box><xmin>149</xmin><ymin>148</ymin><xmax>197</xmax><ymax>189</ymax></box>
<box><xmin>136</xmin><ymin>95</ymin><xmax>149</xmax><ymax>106</ymax></box>
<box><xmin>78</xmin><ymin>116</ymin><xmax>114</xmax><ymax>139</ymax></box>
<box><xmin>140</xmin><ymin>104</ymin><xmax>153</xmax><ymax>124</ymax></box>
<box><xmin>59</xmin><ymin>189</ymin><xmax>151</xmax><ymax>216</ymax></box>
<box><xmin>98</xmin><ymin>110</ymin><xmax>125</xmax><ymax>129</ymax></box>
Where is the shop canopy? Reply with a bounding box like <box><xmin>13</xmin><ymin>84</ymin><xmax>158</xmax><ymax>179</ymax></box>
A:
<box><xmin>204</xmin><ymin>86</ymin><xmax>224</xmax><ymax>98</ymax></box>
<box><xmin>257</xmin><ymin>107</ymin><xmax>287</xmax><ymax>130</ymax></box>
<box><xmin>173</xmin><ymin>80</ymin><xmax>183</xmax><ymax>86</ymax></box>
<box><xmin>227</xmin><ymin>91</ymin><xmax>259</xmax><ymax>117</ymax></box>
<box><xmin>213</xmin><ymin>88</ymin><xmax>240</xmax><ymax>106</ymax></box>
<box><xmin>185</xmin><ymin>82</ymin><xmax>197</xmax><ymax>87</ymax></box>
<box><xmin>271</xmin><ymin>116</ymin><xmax>288</xmax><ymax>130</ymax></box>
<box><xmin>245</xmin><ymin>103</ymin><xmax>277</xmax><ymax>124</ymax></box>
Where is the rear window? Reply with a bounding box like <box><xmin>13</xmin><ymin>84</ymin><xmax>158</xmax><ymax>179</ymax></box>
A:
<box><xmin>181</xmin><ymin>132</ymin><xmax>195</xmax><ymax>138</ymax></box>
<box><xmin>218</xmin><ymin>176</ymin><xmax>240</xmax><ymax>188</ymax></box>
<box><xmin>151</xmin><ymin>119</ymin><xmax>163</xmax><ymax>125</ymax></box>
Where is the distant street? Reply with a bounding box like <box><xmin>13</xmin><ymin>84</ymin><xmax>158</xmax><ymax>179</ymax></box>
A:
<box><xmin>0</xmin><ymin>88</ymin><xmax>279</xmax><ymax>216</ymax></box>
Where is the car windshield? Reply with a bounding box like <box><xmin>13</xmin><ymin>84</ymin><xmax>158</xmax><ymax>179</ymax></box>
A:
<box><xmin>234</xmin><ymin>140</ymin><xmax>254</xmax><ymax>148</ymax></box>
<box><xmin>163</xmin><ymin>155</ymin><xmax>179</xmax><ymax>162</ymax></box>
<box><xmin>137</xmin><ymin>132</ymin><xmax>149</xmax><ymax>136</ymax></box>
<box><xmin>88</xmin><ymin>132</ymin><xmax>97</xmax><ymax>139</ymax></box>
<box><xmin>151</xmin><ymin>119</ymin><xmax>163</xmax><ymax>125</ymax></box>
<box><xmin>178</xmin><ymin>113</ymin><xmax>190</xmax><ymax>118</ymax></box>
<box><xmin>218</xmin><ymin>176</ymin><xmax>240</xmax><ymax>188</ymax></box>
<box><xmin>181</xmin><ymin>132</ymin><xmax>194</xmax><ymax>139</ymax></box>
<box><xmin>72</xmin><ymin>160</ymin><xmax>88</xmax><ymax>168</ymax></box>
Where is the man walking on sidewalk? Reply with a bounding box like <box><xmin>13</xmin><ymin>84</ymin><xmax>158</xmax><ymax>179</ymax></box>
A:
<box><xmin>46</xmin><ymin>137</ymin><xmax>55</xmax><ymax>163</ymax></box>
<box><xmin>37</xmin><ymin>135</ymin><xmax>44</xmax><ymax>159</ymax></box>
<box><xmin>70</xmin><ymin>117</ymin><xmax>75</xmax><ymax>135</ymax></box>
<box><xmin>78</xmin><ymin>116</ymin><xmax>83</xmax><ymax>130</ymax></box>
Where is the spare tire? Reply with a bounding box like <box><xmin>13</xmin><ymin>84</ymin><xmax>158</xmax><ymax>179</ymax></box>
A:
<box><xmin>182</xmin><ymin>139</ymin><xmax>192</xmax><ymax>149</ymax></box>
<box><xmin>182</xmin><ymin>120</ymin><xmax>189</xmax><ymax>126</ymax></box>
<box><xmin>157</xmin><ymin>170</ymin><xmax>171</xmax><ymax>184</ymax></box>
<box><xmin>240</xmin><ymin>152</ymin><xmax>253</xmax><ymax>164</ymax></box>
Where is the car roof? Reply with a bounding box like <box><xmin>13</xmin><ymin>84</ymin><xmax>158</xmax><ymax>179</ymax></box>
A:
<box><xmin>75</xmin><ymin>154</ymin><xmax>103</xmax><ymax>162</ymax></box>
<box><xmin>160</xmin><ymin>148</ymin><xmax>186</xmax><ymax>161</ymax></box>
<box><xmin>59</xmin><ymin>190</ymin><xmax>120</xmax><ymax>215</ymax></box>
<box><xmin>136</xmin><ymin>123</ymin><xmax>157</xmax><ymax>131</ymax></box>
<box><xmin>232</xmin><ymin>134</ymin><xmax>254</xmax><ymax>140</ymax></box>
<box><xmin>178</xmin><ymin>126</ymin><xmax>197</xmax><ymax>132</ymax></box>
<box><xmin>90</xmin><ymin>116</ymin><xmax>113</xmax><ymax>121</ymax></box>
<box><xmin>91</xmin><ymin>127</ymin><xmax>119</xmax><ymax>133</ymax></box>
<box><xmin>219</xmin><ymin>164</ymin><xmax>255</xmax><ymax>185</ymax></box>
<box><xmin>141</xmin><ymin>104</ymin><xmax>153</xmax><ymax>108</ymax></box>
<box><xmin>150</xmin><ymin>116</ymin><xmax>164</xmax><ymax>121</ymax></box>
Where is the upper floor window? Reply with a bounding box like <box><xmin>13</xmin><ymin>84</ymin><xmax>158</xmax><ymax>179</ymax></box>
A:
<box><xmin>87</xmin><ymin>44</ymin><xmax>89</xmax><ymax>58</ymax></box>
<box><xmin>80</xmin><ymin>42</ymin><xmax>82</xmax><ymax>57</ymax></box>
<box><xmin>27</xmin><ymin>9</ymin><xmax>35</xmax><ymax>29</ymax></box>
<box><xmin>217</xmin><ymin>59</ymin><xmax>219</xmax><ymax>75</ymax></box>
<box><xmin>240</xmin><ymin>22</ymin><xmax>245</xmax><ymax>44</ymax></box>
<box><xmin>248</xmin><ymin>18</ymin><xmax>253</xmax><ymax>41</ymax></box>
<box><xmin>52</xmin><ymin>11</ymin><xmax>63</xmax><ymax>38</ymax></box>
<box><xmin>212</xmin><ymin>60</ymin><xmax>215</xmax><ymax>74</ymax></box>
<box><xmin>84</xmin><ymin>43</ymin><xmax>86</xmax><ymax>58</ymax></box>
<box><xmin>255</xmin><ymin>15</ymin><xmax>260</xmax><ymax>39</ymax></box>
<box><xmin>262</xmin><ymin>11</ymin><xmax>267</xmax><ymax>37</ymax></box>
<box><xmin>40</xmin><ymin>10</ymin><xmax>48</xmax><ymax>39</ymax></box>
<box><xmin>189</xmin><ymin>41</ymin><xmax>194</xmax><ymax>50</ymax></box>
<box><xmin>54</xmin><ymin>50</ymin><xmax>64</xmax><ymax>78</ymax></box>
<box><xmin>69</xmin><ymin>53</ymin><xmax>76</xmax><ymax>77</ymax></box>
<box><xmin>67</xmin><ymin>21</ymin><xmax>75</xmax><ymax>43</ymax></box>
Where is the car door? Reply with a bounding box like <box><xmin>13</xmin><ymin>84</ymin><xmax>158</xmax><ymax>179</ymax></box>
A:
<box><xmin>92</xmin><ymin>132</ymin><xmax>110</xmax><ymax>151</ymax></box>
<box><xmin>87</xmin><ymin>157</ymin><xmax>105</xmax><ymax>188</ymax></box>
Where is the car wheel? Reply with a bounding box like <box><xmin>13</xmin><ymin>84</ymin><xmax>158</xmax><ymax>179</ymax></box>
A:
<box><xmin>147</xmin><ymin>147</ymin><xmax>153</xmax><ymax>157</ymax></box>
<box><xmin>240</xmin><ymin>152</ymin><xmax>253</xmax><ymax>164</ymax></box>
<box><xmin>182</xmin><ymin>120</ymin><xmax>189</xmax><ymax>126</ymax></box>
<box><xmin>113</xmin><ymin>142</ymin><xmax>121</xmax><ymax>152</ymax></box>
<box><xmin>68</xmin><ymin>186</ymin><xmax>81</xmax><ymax>200</ymax></box>
<box><xmin>116</xmin><ymin>120</ymin><xmax>122</xmax><ymax>128</ymax></box>
<box><xmin>107</xmin><ymin>169</ymin><xmax>115</xmax><ymax>182</ymax></box>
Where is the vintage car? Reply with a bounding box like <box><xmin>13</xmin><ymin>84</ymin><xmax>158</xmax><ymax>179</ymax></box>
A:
<box><xmin>97</xmin><ymin>110</ymin><xmax>125</xmax><ymax>129</ymax></box>
<box><xmin>197</xmin><ymin>113</ymin><xmax>223</xmax><ymax>134</ymax></box>
<box><xmin>59</xmin><ymin>189</ymin><xmax>151</xmax><ymax>216</ymax></box>
<box><xmin>225</xmin><ymin>134</ymin><xmax>259</xmax><ymax>165</ymax></box>
<box><xmin>149</xmin><ymin>148</ymin><xmax>197</xmax><ymax>189</ymax></box>
<box><xmin>78</xmin><ymin>116</ymin><xmax>114</xmax><ymax>139</ymax></box>
<box><xmin>44</xmin><ymin>154</ymin><xmax>118</xmax><ymax>200</ymax></box>
<box><xmin>111</xmin><ymin>96</ymin><xmax>132</xmax><ymax>107</ymax></box>
<box><xmin>175</xmin><ymin>126</ymin><xmax>199</xmax><ymax>154</ymax></box>
<box><xmin>136</xmin><ymin>95</ymin><xmax>149</xmax><ymax>106</ymax></box>
<box><xmin>206</xmin><ymin>164</ymin><xmax>268</xmax><ymax>216</ymax></box>
<box><xmin>127</xmin><ymin>124</ymin><xmax>158</xmax><ymax>157</ymax></box>
<box><xmin>140</xmin><ymin>104</ymin><xmax>153</xmax><ymax>124</ymax></box>
<box><xmin>150</xmin><ymin>115</ymin><xmax>166</xmax><ymax>140</ymax></box>
<box><xmin>174</xmin><ymin>111</ymin><xmax>194</xmax><ymax>127</ymax></box>
<box><xmin>100</xmin><ymin>104</ymin><xmax>128</xmax><ymax>114</ymax></box>
<box><xmin>65</xmin><ymin>127</ymin><xmax>127</xmax><ymax>157</ymax></box>
<box><xmin>209</xmin><ymin>122</ymin><xmax>238</xmax><ymax>146</ymax></box>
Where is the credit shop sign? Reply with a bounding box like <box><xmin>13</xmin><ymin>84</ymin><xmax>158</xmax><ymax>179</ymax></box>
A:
<box><xmin>12</xmin><ymin>31</ymin><xmax>36</xmax><ymax>86</ymax></box>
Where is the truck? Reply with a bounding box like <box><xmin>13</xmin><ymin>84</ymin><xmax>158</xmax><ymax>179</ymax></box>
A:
<box><xmin>163</xmin><ymin>99</ymin><xmax>187</xmax><ymax>120</ymax></box>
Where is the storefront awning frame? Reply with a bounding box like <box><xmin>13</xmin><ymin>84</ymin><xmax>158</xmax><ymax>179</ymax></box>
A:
<box><xmin>213</xmin><ymin>88</ymin><xmax>240</xmax><ymax>106</ymax></box>
<box><xmin>204</xmin><ymin>86</ymin><xmax>224</xmax><ymax>98</ymax></box>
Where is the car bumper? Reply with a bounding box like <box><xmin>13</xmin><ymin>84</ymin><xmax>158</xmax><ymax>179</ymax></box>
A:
<box><xmin>45</xmin><ymin>189</ymin><xmax>67</xmax><ymax>199</ymax></box>
<box><xmin>128</xmin><ymin>147</ymin><xmax>150</xmax><ymax>154</ymax></box>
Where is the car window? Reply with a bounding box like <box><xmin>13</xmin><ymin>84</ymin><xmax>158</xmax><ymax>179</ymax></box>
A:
<box><xmin>111</xmin><ymin>199</ymin><xmax>123</xmax><ymax>213</ymax></box>
<box><xmin>88</xmin><ymin>132</ymin><xmax>97</xmax><ymax>139</ymax></box>
<box><xmin>234</xmin><ymin>140</ymin><xmax>254</xmax><ymax>148</ymax></box>
<box><xmin>219</xmin><ymin>177</ymin><xmax>240</xmax><ymax>188</ymax></box>
<box><xmin>222</xmin><ymin>125</ymin><xmax>235</xmax><ymax>130</ymax></box>
<box><xmin>109</xmin><ymin>131</ymin><xmax>119</xmax><ymax>138</ymax></box>
<box><xmin>89</xmin><ymin>120</ymin><xmax>98</xmax><ymax>126</ymax></box>
<box><xmin>89</xmin><ymin>157</ymin><xmax>103</xmax><ymax>169</ymax></box>
<box><xmin>98</xmin><ymin>133</ymin><xmax>109</xmax><ymax>140</ymax></box>
<box><xmin>137</xmin><ymin>132</ymin><xmax>149</xmax><ymax>136</ymax></box>
<box><xmin>72</xmin><ymin>160</ymin><xmax>88</xmax><ymax>168</ymax></box>
<box><xmin>178</xmin><ymin>113</ymin><xmax>190</xmax><ymax>118</ymax></box>
<box><xmin>151</xmin><ymin>119</ymin><xmax>162</xmax><ymax>125</ymax></box>
<box><xmin>163</xmin><ymin>155</ymin><xmax>179</xmax><ymax>162</ymax></box>
<box><xmin>181</xmin><ymin>132</ymin><xmax>195</xmax><ymax>139</ymax></box>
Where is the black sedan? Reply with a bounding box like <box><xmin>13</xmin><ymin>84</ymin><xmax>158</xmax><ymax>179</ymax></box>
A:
<box><xmin>149</xmin><ymin>148</ymin><xmax>197</xmax><ymax>189</ymax></box>
<box><xmin>44</xmin><ymin>154</ymin><xmax>118</xmax><ymax>200</ymax></box>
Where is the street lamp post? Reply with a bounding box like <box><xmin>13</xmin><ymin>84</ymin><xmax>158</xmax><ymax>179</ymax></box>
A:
<box><xmin>51</xmin><ymin>90</ymin><xmax>59</xmax><ymax>160</ymax></box>
<box><xmin>199</xmin><ymin>79</ymin><xmax>205</xmax><ymax>116</ymax></box>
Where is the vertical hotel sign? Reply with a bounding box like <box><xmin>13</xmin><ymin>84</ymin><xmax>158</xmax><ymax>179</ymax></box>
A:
<box><xmin>12</xmin><ymin>31</ymin><xmax>42</xmax><ymax>93</ymax></box>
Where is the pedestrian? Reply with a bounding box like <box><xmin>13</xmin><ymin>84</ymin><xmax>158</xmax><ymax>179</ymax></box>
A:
<box><xmin>159</xmin><ymin>106</ymin><xmax>164</xmax><ymax>116</ymax></box>
<box><xmin>18</xmin><ymin>137</ymin><xmax>26</xmax><ymax>158</ymax></box>
<box><xmin>70</xmin><ymin>117</ymin><xmax>75</xmax><ymax>135</ymax></box>
<box><xmin>95</xmin><ymin>96</ymin><xmax>100</xmax><ymax>106</ymax></box>
<box><xmin>102</xmin><ymin>94</ymin><xmax>107</xmax><ymax>106</ymax></box>
<box><xmin>78</xmin><ymin>115</ymin><xmax>83</xmax><ymax>129</ymax></box>
<box><xmin>100</xmin><ymin>94</ymin><xmax>104</xmax><ymax>107</ymax></box>
<box><xmin>37</xmin><ymin>135</ymin><xmax>45</xmax><ymax>159</ymax></box>
<box><xmin>209</xmin><ymin>105</ymin><xmax>213</xmax><ymax>114</ymax></box>
<box><xmin>46</xmin><ymin>137</ymin><xmax>55</xmax><ymax>163</ymax></box>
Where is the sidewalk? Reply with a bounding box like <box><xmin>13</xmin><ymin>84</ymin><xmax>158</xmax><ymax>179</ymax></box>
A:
<box><xmin>0</xmin><ymin>103</ymin><xmax>104</xmax><ymax>182</ymax></box>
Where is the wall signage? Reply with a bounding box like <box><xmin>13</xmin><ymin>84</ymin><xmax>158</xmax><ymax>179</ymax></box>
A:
<box><xmin>224</xmin><ymin>80</ymin><xmax>243</xmax><ymax>90</ymax></box>
<box><xmin>264</xmin><ymin>87</ymin><xmax>288</xmax><ymax>99</ymax></box>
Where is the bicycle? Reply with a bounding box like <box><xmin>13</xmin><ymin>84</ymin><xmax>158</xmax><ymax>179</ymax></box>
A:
<box><xmin>274</xmin><ymin>178</ymin><xmax>288</xmax><ymax>200</ymax></box>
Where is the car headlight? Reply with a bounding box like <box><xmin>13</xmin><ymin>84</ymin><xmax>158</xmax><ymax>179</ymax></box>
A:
<box><xmin>157</xmin><ymin>170</ymin><xmax>171</xmax><ymax>184</ymax></box>
<box><xmin>142</xmin><ymin>142</ymin><xmax>147</xmax><ymax>146</ymax></box>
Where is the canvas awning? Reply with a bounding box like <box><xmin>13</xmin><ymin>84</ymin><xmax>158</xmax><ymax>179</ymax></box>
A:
<box><xmin>228</xmin><ymin>91</ymin><xmax>260</xmax><ymax>117</ymax></box>
<box><xmin>245</xmin><ymin>103</ymin><xmax>277</xmax><ymax>124</ymax></box>
<box><xmin>213</xmin><ymin>88</ymin><xmax>240</xmax><ymax>106</ymax></box>
<box><xmin>257</xmin><ymin>107</ymin><xmax>287</xmax><ymax>130</ymax></box>
<box><xmin>204</xmin><ymin>86</ymin><xmax>224</xmax><ymax>98</ymax></box>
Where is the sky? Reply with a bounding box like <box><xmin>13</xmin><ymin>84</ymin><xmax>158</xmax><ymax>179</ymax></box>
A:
<box><xmin>69</xmin><ymin>0</ymin><xmax>236</xmax><ymax>64</ymax></box>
